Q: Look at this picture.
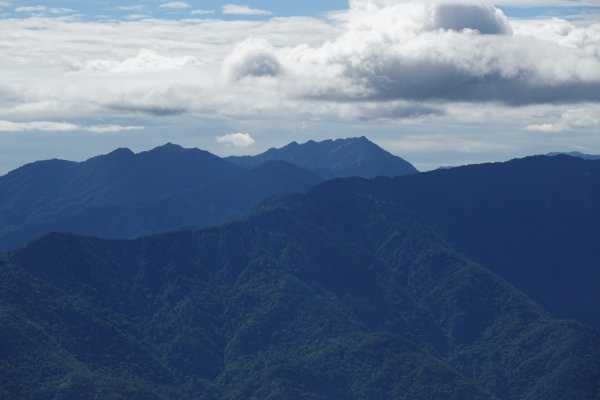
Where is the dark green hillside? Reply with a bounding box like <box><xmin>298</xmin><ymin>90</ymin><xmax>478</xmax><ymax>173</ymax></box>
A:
<box><xmin>0</xmin><ymin>144</ymin><xmax>322</xmax><ymax>250</ymax></box>
<box><xmin>308</xmin><ymin>155</ymin><xmax>600</xmax><ymax>328</ymax></box>
<box><xmin>2</xmin><ymin>180</ymin><xmax>598</xmax><ymax>399</ymax></box>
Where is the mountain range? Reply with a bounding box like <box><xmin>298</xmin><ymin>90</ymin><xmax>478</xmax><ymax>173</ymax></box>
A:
<box><xmin>2</xmin><ymin>165</ymin><xmax>599</xmax><ymax>399</ymax></box>
<box><xmin>1</xmin><ymin>139</ymin><xmax>599</xmax><ymax>399</ymax></box>
<box><xmin>0</xmin><ymin>138</ymin><xmax>416</xmax><ymax>250</ymax></box>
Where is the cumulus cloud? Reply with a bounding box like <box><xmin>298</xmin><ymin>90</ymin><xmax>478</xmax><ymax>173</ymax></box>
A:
<box><xmin>222</xmin><ymin>4</ymin><xmax>272</xmax><ymax>16</ymax></box>
<box><xmin>216</xmin><ymin>132</ymin><xmax>255</xmax><ymax>147</ymax></box>
<box><xmin>0</xmin><ymin>120</ymin><xmax>143</xmax><ymax>133</ymax></box>
<box><xmin>222</xmin><ymin>38</ymin><xmax>282</xmax><ymax>81</ymax></box>
<box><xmin>431</xmin><ymin>4</ymin><xmax>512</xmax><ymax>34</ymax></box>
<box><xmin>272</xmin><ymin>1</ymin><xmax>600</xmax><ymax>105</ymax></box>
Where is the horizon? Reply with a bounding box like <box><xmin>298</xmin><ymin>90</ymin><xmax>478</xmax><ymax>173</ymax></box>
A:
<box><xmin>1</xmin><ymin>0</ymin><xmax>599</xmax><ymax>172</ymax></box>
<box><xmin>0</xmin><ymin>135</ymin><xmax>595</xmax><ymax>176</ymax></box>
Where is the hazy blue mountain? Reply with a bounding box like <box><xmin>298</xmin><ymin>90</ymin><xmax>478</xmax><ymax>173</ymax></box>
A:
<box><xmin>0</xmin><ymin>144</ymin><xmax>322</xmax><ymax>250</ymax></box>
<box><xmin>547</xmin><ymin>151</ymin><xmax>600</xmax><ymax>160</ymax></box>
<box><xmin>227</xmin><ymin>136</ymin><xmax>418</xmax><ymax>179</ymax></box>
<box><xmin>2</xmin><ymin>175</ymin><xmax>599</xmax><ymax>399</ymax></box>
<box><xmin>309</xmin><ymin>155</ymin><xmax>600</xmax><ymax>328</ymax></box>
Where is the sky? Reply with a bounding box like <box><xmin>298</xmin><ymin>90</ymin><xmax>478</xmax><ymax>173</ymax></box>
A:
<box><xmin>0</xmin><ymin>0</ymin><xmax>599</xmax><ymax>172</ymax></box>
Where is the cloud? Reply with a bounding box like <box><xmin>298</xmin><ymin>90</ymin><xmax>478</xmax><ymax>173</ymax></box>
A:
<box><xmin>160</xmin><ymin>1</ymin><xmax>192</xmax><ymax>10</ymax></box>
<box><xmin>526</xmin><ymin>108</ymin><xmax>599</xmax><ymax>132</ymax></box>
<box><xmin>125</xmin><ymin>14</ymin><xmax>151</xmax><ymax>21</ymax></box>
<box><xmin>50</xmin><ymin>8</ymin><xmax>75</xmax><ymax>15</ymax></box>
<box><xmin>222</xmin><ymin>38</ymin><xmax>282</xmax><ymax>81</ymax></box>
<box><xmin>118</xmin><ymin>5</ymin><xmax>145</xmax><ymax>11</ymax></box>
<box><xmin>431</xmin><ymin>3</ymin><xmax>512</xmax><ymax>35</ymax></box>
<box><xmin>222</xmin><ymin>4</ymin><xmax>272</xmax><ymax>16</ymax></box>
<box><xmin>216</xmin><ymin>132</ymin><xmax>255</xmax><ymax>147</ymax></box>
<box><xmin>191</xmin><ymin>9</ymin><xmax>214</xmax><ymax>15</ymax></box>
<box><xmin>65</xmin><ymin>49</ymin><xmax>200</xmax><ymax>74</ymax></box>
<box><xmin>105</xmin><ymin>102</ymin><xmax>189</xmax><ymax>116</ymax></box>
<box><xmin>0</xmin><ymin>120</ymin><xmax>143</xmax><ymax>133</ymax></box>
<box><xmin>15</xmin><ymin>6</ymin><xmax>46</xmax><ymax>12</ymax></box>
<box><xmin>2</xmin><ymin>0</ymin><xmax>600</xmax><ymax>131</ymax></box>
<box><xmin>273</xmin><ymin>1</ymin><xmax>600</xmax><ymax>105</ymax></box>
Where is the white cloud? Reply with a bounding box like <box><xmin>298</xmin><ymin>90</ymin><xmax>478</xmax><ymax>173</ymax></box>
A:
<box><xmin>160</xmin><ymin>1</ymin><xmax>192</xmax><ymax>10</ymax></box>
<box><xmin>526</xmin><ymin>107</ymin><xmax>599</xmax><ymax>132</ymax></box>
<box><xmin>222</xmin><ymin>38</ymin><xmax>282</xmax><ymax>81</ymax></box>
<box><xmin>222</xmin><ymin>4</ymin><xmax>272</xmax><ymax>16</ymax></box>
<box><xmin>50</xmin><ymin>8</ymin><xmax>75</xmax><ymax>15</ymax></box>
<box><xmin>216</xmin><ymin>132</ymin><xmax>255</xmax><ymax>147</ymax></box>
<box><xmin>267</xmin><ymin>1</ymin><xmax>600</xmax><ymax>105</ymax></box>
<box><xmin>125</xmin><ymin>14</ymin><xmax>152</xmax><ymax>21</ymax></box>
<box><xmin>118</xmin><ymin>5</ymin><xmax>145</xmax><ymax>11</ymax></box>
<box><xmin>64</xmin><ymin>49</ymin><xmax>200</xmax><ymax>74</ymax></box>
<box><xmin>191</xmin><ymin>9</ymin><xmax>214</xmax><ymax>15</ymax></box>
<box><xmin>0</xmin><ymin>120</ymin><xmax>143</xmax><ymax>133</ymax></box>
<box><xmin>15</xmin><ymin>6</ymin><xmax>46</xmax><ymax>12</ymax></box>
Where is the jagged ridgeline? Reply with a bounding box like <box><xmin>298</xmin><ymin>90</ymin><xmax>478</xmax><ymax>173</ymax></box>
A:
<box><xmin>0</xmin><ymin>138</ymin><xmax>416</xmax><ymax>251</ymax></box>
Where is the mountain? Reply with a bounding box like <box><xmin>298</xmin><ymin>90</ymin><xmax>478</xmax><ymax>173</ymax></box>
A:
<box><xmin>547</xmin><ymin>151</ymin><xmax>600</xmax><ymax>160</ymax></box>
<box><xmin>308</xmin><ymin>155</ymin><xmax>600</xmax><ymax>328</ymax></box>
<box><xmin>1</xmin><ymin>174</ymin><xmax>599</xmax><ymax>399</ymax></box>
<box><xmin>226</xmin><ymin>136</ymin><xmax>418</xmax><ymax>179</ymax></box>
<box><xmin>0</xmin><ymin>144</ymin><xmax>322</xmax><ymax>250</ymax></box>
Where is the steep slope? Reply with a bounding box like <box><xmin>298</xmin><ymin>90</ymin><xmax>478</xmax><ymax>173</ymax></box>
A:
<box><xmin>0</xmin><ymin>145</ymin><xmax>322</xmax><ymax>249</ymax></box>
<box><xmin>1</xmin><ymin>180</ymin><xmax>599</xmax><ymax>399</ymax></box>
<box><xmin>227</xmin><ymin>136</ymin><xmax>418</xmax><ymax>179</ymax></box>
<box><xmin>307</xmin><ymin>155</ymin><xmax>600</xmax><ymax>328</ymax></box>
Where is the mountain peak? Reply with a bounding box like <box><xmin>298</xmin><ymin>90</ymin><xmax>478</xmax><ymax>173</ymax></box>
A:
<box><xmin>150</xmin><ymin>142</ymin><xmax>186</xmax><ymax>153</ymax></box>
<box><xmin>107</xmin><ymin>147</ymin><xmax>135</xmax><ymax>158</ymax></box>
<box><xmin>228</xmin><ymin>137</ymin><xmax>417</xmax><ymax>179</ymax></box>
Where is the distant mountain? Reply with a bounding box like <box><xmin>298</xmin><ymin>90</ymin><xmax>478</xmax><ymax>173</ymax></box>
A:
<box><xmin>2</xmin><ymin>176</ymin><xmax>599</xmax><ymax>399</ymax></box>
<box><xmin>306</xmin><ymin>155</ymin><xmax>600</xmax><ymax>328</ymax></box>
<box><xmin>547</xmin><ymin>151</ymin><xmax>600</xmax><ymax>160</ymax></box>
<box><xmin>227</xmin><ymin>136</ymin><xmax>418</xmax><ymax>179</ymax></box>
<box><xmin>0</xmin><ymin>144</ymin><xmax>322</xmax><ymax>250</ymax></box>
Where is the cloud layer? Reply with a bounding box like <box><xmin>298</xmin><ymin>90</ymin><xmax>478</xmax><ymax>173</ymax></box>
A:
<box><xmin>0</xmin><ymin>0</ymin><xmax>599</xmax><ymax>168</ymax></box>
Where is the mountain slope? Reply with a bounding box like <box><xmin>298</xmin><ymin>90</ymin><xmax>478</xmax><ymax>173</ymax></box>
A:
<box><xmin>1</xmin><ymin>179</ymin><xmax>599</xmax><ymax>399</ymax></box>
<box><xmin>303</xmin><ymin>155</ymin><xmax>600</xmax><ymax>328</ymax></box>
<box><xmin>0</xmin><ymin>144</ymin><xmax>322</xmax><ymax>250</ymax></box>
<box><xmin>547</xmin><ymin>151</ymin><xmax>600</xmax><ymax>160</ymax></box>
<box><xmin>227</xmin><ymin>136</ymin><xmax>418</xmax><ymax>179</ymax></box>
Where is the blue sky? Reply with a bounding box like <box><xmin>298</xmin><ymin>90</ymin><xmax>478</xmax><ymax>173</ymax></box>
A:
<box><xmin>3</xmin><ymin>1</ymin><xmax>598</xmax><ymax>20</ymax></box>
<box><xmin>0</xmin><ymin>1</ymin><xmax>599</xmax><ymax>173</ymax></box>
<box><xmin>4</xmin><ymin>1</ymin><xmax>349</xmax><ymax>19</ymax></box>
